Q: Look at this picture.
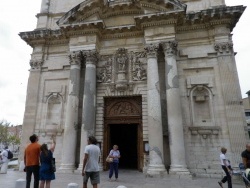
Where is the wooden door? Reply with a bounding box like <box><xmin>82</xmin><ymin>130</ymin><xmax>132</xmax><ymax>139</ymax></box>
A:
<box><xmin>103</xmin><ymin>96</ymin><xmax>143</xmax><ymax>171</ymax></box>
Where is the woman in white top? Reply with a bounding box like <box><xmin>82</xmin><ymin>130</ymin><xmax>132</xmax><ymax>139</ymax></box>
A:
<box><xmin>108</xmin><ymin>145</ymin><xmax>120</xmax><ymax>181</ymax></box>
<box><xmin>218</xmin><ymin>147</ymin><xmax>232</xmax><ymax>188</ymax></box>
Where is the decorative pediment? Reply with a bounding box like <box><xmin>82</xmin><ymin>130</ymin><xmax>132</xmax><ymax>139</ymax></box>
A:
<box><xmin>57</xmin><ymin>0</ymin><xmax>186</xmax><ymax>27</ymax></box>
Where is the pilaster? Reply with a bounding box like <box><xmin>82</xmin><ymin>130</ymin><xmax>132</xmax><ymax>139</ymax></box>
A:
<box><xmin>215</xmin><ymin>42</ymin><xmax>247</xmax><ymax>163</ymax></box>
<box><xmin>19</xmin><ymin>59</ymin><xmax>43</xmax><ymax>171</ymax></box>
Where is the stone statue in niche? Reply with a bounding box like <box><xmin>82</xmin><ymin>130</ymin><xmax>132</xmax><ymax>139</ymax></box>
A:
<box><xmin>132</xmin><ymin>58</ymin><xmax>147</xmax><ymax>81</ymax></box>
<box><xmin>97</xmin><ymin>57</ymin><xmax>112</xmax><ymax>83</ymax></box>
<box><xmin>117</xmin><ymin>54</ymin><xmax>127</xmax><ymax>71</ymax></box>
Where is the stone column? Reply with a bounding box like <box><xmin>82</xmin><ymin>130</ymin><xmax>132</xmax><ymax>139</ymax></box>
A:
<box><xmin>59</xmin><ymin>51</ymin><xmax>82</xmax><ymax>172</ymax></box>
<box><xmin>78</xmin><ymin>50</ymin><xmax>98</xmax><ymax>170</ymax></box>
<box><xmin>19</xmin><ymin>59</ymin><xmax>43</xmax><ymax>171</ymax></box>
<box><xmin>162</xmin><ymin>41</ymin><xmax>189</xmax><ymax>174</ymax></box>
<box><xmin>215</xmin><ymin>42</ymin><xmax>247</xmax><ymax>162</ymax></box>
<box><xmin>144</xmin><ymin>44</ymin><xmax>166</xmax><ymax>175</ymax></box>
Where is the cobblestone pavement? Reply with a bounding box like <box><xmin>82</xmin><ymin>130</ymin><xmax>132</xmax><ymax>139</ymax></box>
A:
<box><xmin>0</xmin><ymin>169</ymin><xmax>245</xmax><ymax>188</ymax></box>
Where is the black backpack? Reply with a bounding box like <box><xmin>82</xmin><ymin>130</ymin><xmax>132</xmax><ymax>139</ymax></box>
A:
<box><xmin>7</xmin><ymin>150</ymin><xmax>13</xmax><ymax>159</ymax></box>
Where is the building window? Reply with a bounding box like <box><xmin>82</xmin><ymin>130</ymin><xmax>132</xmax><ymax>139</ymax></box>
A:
<box><xmin>245</xmin><ymin>112</ymin><xmax>250</xmax><ymax>117</ymax></box>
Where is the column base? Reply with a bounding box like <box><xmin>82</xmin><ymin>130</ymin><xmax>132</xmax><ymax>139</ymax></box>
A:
<box><xmin>146</xmin><ymin>164</ymin><xmax>166</xmax><ymax>177</ymax></box>
<box><xmin>58</xmin><ymin>164</ymin><xmax>76</xmax><ymax>173</ymax></box>
<box><xmin>169</xmin><ymin>165</ymin><xmax>192</xmax><ymax>179</ymax></box>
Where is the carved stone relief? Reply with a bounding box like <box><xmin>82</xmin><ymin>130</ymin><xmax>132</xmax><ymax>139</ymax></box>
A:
<box><xmin>132</xmin><ymin>59</ymin><xmax>147</xmax><ymax>81</ymax></box>
<box><xmin>97</xmin><ymin>48</ymin><xmax>147</xmax><ymax>92</ymax></box>
<box><xmin>97</xmin><ymin>57</ymin><xmax>112</xmax><ymax>83</ymax></box>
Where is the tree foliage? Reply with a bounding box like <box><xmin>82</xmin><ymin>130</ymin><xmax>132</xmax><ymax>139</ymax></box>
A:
<box><xmin>0</xmin><ymin>120</ymin><xmax>21</xmax><ymax>149</ymax></box>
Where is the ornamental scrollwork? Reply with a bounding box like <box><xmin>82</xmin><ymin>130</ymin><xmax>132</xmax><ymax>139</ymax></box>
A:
<box><xmin>161</xmin><ymin>41</ymin><xmax>178</xmax><ymax>56</ymax></box>
<box><xmin>82</xmin><ymin>50</ymin><xmax>99</xmax><ymax>64</ymax></box>
<box><xmin>144</xmin><ymin>44</ymin><xmax>159</xmax><ymax>57</ymax></box>
<box><xmin>69</xmin><ymin>51</ymin><xmax>82</xmax><ymax>65</ymax></box>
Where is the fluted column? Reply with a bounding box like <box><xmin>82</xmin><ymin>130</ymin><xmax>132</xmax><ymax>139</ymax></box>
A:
<box><xmin>144</xmin><ymin>44</ymin><xmax>166</xmax><ymax>175</ymax></box>
<box><xmin>59</xmin><ymin>51</ymin><xmax>82</xmax><ymax>172</ymax></box>
<box><xmin>162</xmin><ymin>41</ymin><xmax>189</xmax><ymax>174</ymax></box>
<box><xmin>78</xmin><ymin>50</ymin><xmax>98</xmax><ymax>170</ymax></box>
<box><xmin>19</xmin><ymin>59</ymin><xmax>43</xmax><ymax>171</ymax></box>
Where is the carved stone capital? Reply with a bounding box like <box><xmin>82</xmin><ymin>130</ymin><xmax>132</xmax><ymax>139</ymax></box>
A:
<box><xmin>69</xmin><ymin>51</ymin><xmax>82</xmax><ymax>66</ymax></box>
<box><xmin>214</xmin><ymin>42</ymin><xmax>233</xmax><ymax>54</ymax></box>
<box><xmin>82</xmin><ymin>50</ymin><xmax>99</xmax><ymax>65</ymax></box>
<box><xmin>161</xmin><ymin>41</ymin><xmax>178</xmax><ymax>56</ymax></box>
<box><xmin>30</xmin><ymin>59</ymin><xmax>43</xmax><ymax>70</ymax></box>
<box><xmin>144</xmin><ymin>44</ymin><xmax>159</xmax><ymax>58</ymax></box>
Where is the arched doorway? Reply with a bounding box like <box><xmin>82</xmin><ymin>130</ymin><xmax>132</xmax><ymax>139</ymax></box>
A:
<box><xmin>103</xmin><ymin>96</ymin><xmax>143</xmax><ymax>171</ymax></box>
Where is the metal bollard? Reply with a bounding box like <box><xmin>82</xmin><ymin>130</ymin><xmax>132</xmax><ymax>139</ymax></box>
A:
<box><xmin>116</xmin><ymin>186</ymin><xmax>127</xmax><ymax>188</ymax></box>
<box><xmin>15</xmin><ymin>179</ymin><xmax>26</xmax><ymax>188</ymax></box>
<box><xmin>67</xmin><ymin>183</ymin><xmax>79</xmax><ymax>188</ymax></box>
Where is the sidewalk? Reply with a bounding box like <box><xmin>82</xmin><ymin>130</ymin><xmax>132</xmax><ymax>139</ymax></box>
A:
<box><xmin>0</xmin><ymin>169</ymin><xmax>245</xmax><ymax>188</ymax></box>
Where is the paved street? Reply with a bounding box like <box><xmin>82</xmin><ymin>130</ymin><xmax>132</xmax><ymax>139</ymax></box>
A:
<box><xmin>0</xmin><ymin>169</ymin><xmax>246</xmax><ymax>188</ymax></box>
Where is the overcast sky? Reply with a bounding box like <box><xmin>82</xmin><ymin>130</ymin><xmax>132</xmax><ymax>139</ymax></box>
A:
<box><xmin>0</xmin><ymin>0</ymin><xmax>249</xmax><ymax>125</ymax></box>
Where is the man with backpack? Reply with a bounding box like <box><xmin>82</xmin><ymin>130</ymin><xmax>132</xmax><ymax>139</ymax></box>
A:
<box><xmin>0</xmin><ymin>146</ymin><xmax>10</xmax><ymax>174</ymax></box>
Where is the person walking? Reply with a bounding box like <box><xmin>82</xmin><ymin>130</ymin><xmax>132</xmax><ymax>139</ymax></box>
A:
<box><xmin>82</xmin><ymin>136</ymin><xmax>101</xmax><ymax>188</ymax></box>
<box><xmin>0</xmin><ymin>146</ymin><xmax>10</xmax><ymax>174</ymax></box>
<box><xmin>108</xmin><ymin>145</ymin><xmax>120</xmax><ymax>181</ymax></box>
<box><xmin>218</xmin><ymin>147</ymin><xmax>232</xmax><ymax>188</ymax></box>
<box><xmin>24</xmin><ymin>134</ymin><xmax>41</xmax><ymax>188</ymax></box>
<box><xmin>39</xmin><ymin>135</ymin><xmax>56</xmax><ymax>188</ymax></box>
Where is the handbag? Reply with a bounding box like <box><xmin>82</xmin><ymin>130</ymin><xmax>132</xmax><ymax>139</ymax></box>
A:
<box><xmin>106</xmin><ymin>156</ymin><xmax>113</xmax><ymax>163</ymax></box>
<box><xmin>51</xmin><ymin>157</ymin><xmax>56</xmax><ymax>172</ymax></box>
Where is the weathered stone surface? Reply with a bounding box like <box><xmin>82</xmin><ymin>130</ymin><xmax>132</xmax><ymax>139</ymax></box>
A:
<box><xmin>19</xmin><ymin>0</ymin><xmax>247</xmax><ymax>178</ymax></box>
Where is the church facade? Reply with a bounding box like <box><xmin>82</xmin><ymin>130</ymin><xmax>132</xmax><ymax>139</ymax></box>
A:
<box><xmin>19</xmin><ymin>0</ymin><xmax>248</xmax><ymax>177</ymax></box>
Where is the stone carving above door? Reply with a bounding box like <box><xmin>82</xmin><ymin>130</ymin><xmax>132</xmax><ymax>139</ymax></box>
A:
<box><xmin>97</xmin><ymin>48</ymin><xmax>147</xmax><ymax>92</ymax></box>
<box><xmin>105</xmin><ymin>96</ymin><xmax>142</xmax><ymax>118</ymax></box>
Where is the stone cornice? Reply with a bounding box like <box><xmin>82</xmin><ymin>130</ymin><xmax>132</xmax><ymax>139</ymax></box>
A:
<box><xmin>19</xmin><ymin>5</ymin><xmax>245</xmax><ymax>47</ymax></box>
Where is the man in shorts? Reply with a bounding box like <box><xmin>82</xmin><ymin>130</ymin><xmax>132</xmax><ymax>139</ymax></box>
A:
<box><xmin>82</xmin><ymin>136</ymin><xmax>101</xmax><ymax>188</ymax></box>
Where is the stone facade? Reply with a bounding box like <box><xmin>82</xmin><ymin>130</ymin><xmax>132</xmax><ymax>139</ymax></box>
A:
<box><xmin>19</xmin><ymin>0</ymin><xmax>248</xmax><ymax>177</ymax></box>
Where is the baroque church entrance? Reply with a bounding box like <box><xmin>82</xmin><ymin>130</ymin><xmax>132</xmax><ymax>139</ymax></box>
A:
<box><xmin>103</xmin><ymin>96</ymin><xmax>143</xmax><ymax>171</ymax></box>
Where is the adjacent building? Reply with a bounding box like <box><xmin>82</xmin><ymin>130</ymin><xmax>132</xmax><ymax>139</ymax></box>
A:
<box><xmin>19</xmin><ymin>0</ymin><xmax>248</xmax><ymax>177</ymax></box>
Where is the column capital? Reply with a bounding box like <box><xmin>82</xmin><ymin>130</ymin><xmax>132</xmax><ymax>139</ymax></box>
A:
<box><xmin>29</xmin><ymin>59</ymin><xmax>43</xmax><ymax>70</ymax></box>
<box><xmin>144</xmin><ymin>44</ymin><xmax>159</xmax><ymax>58</ymax></box>
<box><xmin>214</xmin><ymin>42</ymin><xmax>233</xmax><ymax>55</ymax></box>
<box><xmin>82</xmin><ymin>50</ymin><xmax>99</xmax><ymax>65</ymax></box>
<box><xmin>69</xmin><ymin>51</ymin><xmax>82</xmax><ymax>66</ymax></box>
<box><xmin>161</xmin><ymin>41</ymin><xmax>178</xmax><ymax>56</ymax></box>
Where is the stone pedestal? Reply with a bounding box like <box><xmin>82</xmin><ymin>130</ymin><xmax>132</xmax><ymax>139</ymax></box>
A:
<box><xmin>78</xmin><ymin>50</ymin><xmax>98</xmax><ymax>170</ymax></box>
<box><xmin>162</xmin><ymin>41</ymin><xmax>189</xmax><ymax>174</ymax></box>
<box><xmin>15</xmin><ymin>179</ymin><xmax>26</xmax><ymax>188</ymax></box>
<box><xmin>59</xmin><ymin>51</ymin><xmax>82</xmax><ymax>172</ymax></box>
<box><xmin>145</xmin><ymin>44</ymin><xmax>166</xmax><ymax>175</ymax></box>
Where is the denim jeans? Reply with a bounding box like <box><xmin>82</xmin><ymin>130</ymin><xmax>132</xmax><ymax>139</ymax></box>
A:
<box><xmin>109</xmin><ymin>162</ymin><xmax>119</xmax><ymax>179</ymax></box>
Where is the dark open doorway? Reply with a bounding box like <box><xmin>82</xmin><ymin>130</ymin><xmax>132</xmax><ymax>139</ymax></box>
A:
<box><xmin>109</xmin><ymin>124</ymin><xmax>138</xmax><ymax>169</ymax></box>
